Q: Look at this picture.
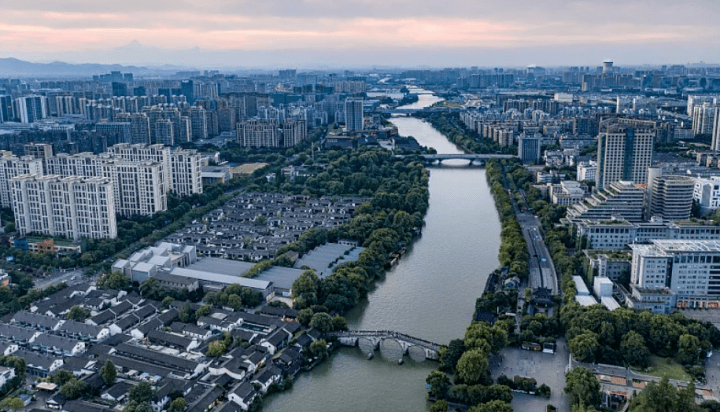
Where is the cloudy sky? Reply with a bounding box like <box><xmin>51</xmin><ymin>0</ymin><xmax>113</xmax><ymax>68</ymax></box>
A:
<box><xmin>0</xmin><ymin>0</ymin><xmax>718</xmax><ymax>68</ymax></box>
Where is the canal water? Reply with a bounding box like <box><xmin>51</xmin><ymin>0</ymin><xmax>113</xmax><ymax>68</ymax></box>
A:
<box><xmin>263</xmin><ymin>93</ymin><xmax>502</xmax><ymax>411</ymax></box>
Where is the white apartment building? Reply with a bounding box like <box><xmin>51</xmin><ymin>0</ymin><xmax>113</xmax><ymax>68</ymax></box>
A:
<box><xmin>11</xmin><ymin>175</ymin><xmax>117</xmax><ymax>240</ymax></box>
<box><xmin>344</xmin><ymin>98</ymin><xmax>364</xmax><ymax>132</ymax></box>
<box><xmin>171</xmin><ymin>149</ymin><xmax>203</xmax><ymax>197</ymax></box>
<box><xmin>0</xmin><ymin>152</ymin><xmax>44</xmax><ymax>208</ymax></box>
<box><xmin>105</xmin><ymin>143</ymin><xmax>172</xmax><ymax>193</ymax></box>
<box><xmin>282</xmin><ymin>119</ymin><xmax>307</xmax><ymax>147</ymax></box>
<box><xmin>576</xmin><ymin>161</ymin><xmax>597</xmax><ymax>182</ymax></box>
<box><xmin>102</xmin><ymin>160</ymin><xmax>167</xmax><ymax>217</ymax></box>
<box><xmin>630</xmin><ymin>239</ymin><xmax>720</xmax><ymax>308</ymax></box>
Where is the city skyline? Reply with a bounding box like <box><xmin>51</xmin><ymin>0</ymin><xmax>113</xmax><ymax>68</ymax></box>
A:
<box><xmin>0</xmin><ymin>0</ymin><xmax>718</xmax><ymax>68</ymax></box>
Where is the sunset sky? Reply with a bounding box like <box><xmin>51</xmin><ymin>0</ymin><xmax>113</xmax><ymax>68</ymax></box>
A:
<box><xmin>0</xmin><ymin>0</ymin><xmax>718</xmax><ymax>67</ymax></box>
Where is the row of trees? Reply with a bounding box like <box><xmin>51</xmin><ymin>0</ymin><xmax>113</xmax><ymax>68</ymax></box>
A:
<box><xmin>485</xmin><ymin>161</ymin><xmax>530</xmax><ymax>281</ymax></box>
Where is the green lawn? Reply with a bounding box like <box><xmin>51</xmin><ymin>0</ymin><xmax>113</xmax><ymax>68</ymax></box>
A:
<box><xmin>630</xmin><ymin>355</ymin><xmax>691</xmax><ymax>381</ymax></box>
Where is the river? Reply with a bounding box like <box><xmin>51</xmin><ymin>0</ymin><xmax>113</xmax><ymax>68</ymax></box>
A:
<box><xmin>263</xmin><ymin>92</ymin><xmax>502</xmax><ymax>412</ymax></box>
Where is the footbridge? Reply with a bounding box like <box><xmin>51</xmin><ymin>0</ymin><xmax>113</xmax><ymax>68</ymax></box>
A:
<box><xmin>396</xmin><ymin>154</ymin><xmax>517</xmax><ymax>164</ymax></box>
<box><xmin>325</xmin><ymin>330</ymin><xmax>442</xmax><ymax>362</ymax></box>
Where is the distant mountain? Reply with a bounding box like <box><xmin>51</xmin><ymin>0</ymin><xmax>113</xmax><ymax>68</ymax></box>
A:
<box><xmin>0</xmin><ymin>57</ymin><xmax>173</xmax><ymax>78</ymax></box>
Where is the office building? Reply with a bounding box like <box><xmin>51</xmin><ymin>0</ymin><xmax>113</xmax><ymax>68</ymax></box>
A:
<box><xmin>0</xmin><ymin>153</ymin><xmax>44</xmax><ymax>208</ymax></box>
<box><xmin>16</xmin><ymin>96</ymin><xmax>47</xmax><ymax>123</ymax></box>
<box><xmin>181</xmin><ymin>80</ymin><xmax>194</xmax><ymax>105</ymax></box>
<box><xmin>694</xmin><ymin>176</ymin><xmax>720</xmax><ymax>213</ymax></box>
<box><xmin>630</xmin><ymin>239</ymin><xmax>720</xmax><ymax>308</ymax></box>
<box><xmin>595</xmin><ymin>118</ymin><xmax>654</xmax><ymax>190</ymax></box>
<box><xmin>549</xmin><ymin>181</ymin><xmax>586</xmax><ymax>206</ymax></box>
<box><xmin>238</xmin><ymin>119</ymin><xmax>279</xmax><ymax>147</ymax></box>
<box><xmin>575</xmin><ymin>217</ymin><xmax>720</xmax><ymax>250</ymax></box>
<box><xmin>344</xmin><ymin>98</ymin><xmax>364</xmax><ymax>132</ymax></box>
<box><xmin>518</xmin><ymin>135</ymin><xmax>541</xmax><ymax>163</ymax></box>
<box><xmin>11</xmin><ymin>175</ymin><xmax>117</xmax><ymax>240</ymax></box>
<box><xmin>566</xmin><ymin>180</ymin><xmax>645</xmax><ymax>222</ymax></box>
<box><xmin>649</xmin><ymin>175</ymin><xmax>694</xmax><ymax>221</ymax></box>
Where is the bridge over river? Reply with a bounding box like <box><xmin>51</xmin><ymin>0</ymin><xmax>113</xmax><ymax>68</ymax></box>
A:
<box><xmin>325</xmin><ymin>330</ymin><xmax>443</xmax><ymax>362</ymax></box>
<box><xmin>396</xmin><ymin>153</ymin><xmax>517</xmax><ymax>164</ymax></box>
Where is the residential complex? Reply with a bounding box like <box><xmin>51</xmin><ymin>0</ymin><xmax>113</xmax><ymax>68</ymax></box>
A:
<box><xmin>11</xmin><ymin>174</ymin><xmax>117</xmax><ymax>240</ymax></box>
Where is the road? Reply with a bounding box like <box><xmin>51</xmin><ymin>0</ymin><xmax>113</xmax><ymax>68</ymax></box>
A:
<box><xmin>517</xmin><ymin>211</ymin><xmax>558</xmax><ymax>295</ymax></box>
<box><xmin>33</xmin><ymin>268</ymin><xmax>86</xmax><ymax>289</ymax></box>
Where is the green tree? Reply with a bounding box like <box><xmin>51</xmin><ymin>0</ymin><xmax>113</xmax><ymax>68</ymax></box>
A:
<box><xmin>456</xmin><ymin>349</ymin><xmax>491</xmax><ymax>385</ymax></box>
<box><xmin>568</xmin><ymin>333</ymin><xmax>600</xmax><ymax>363</ymax></box>
<box><xmin>291</xmin><ymin>270</ymin><xmax>320</xmax><ymax>308</ymax></box>
<box><xmin>196</xmin><ymin>304</ymin><xmax>212</xmax><ymax>317</ymax></box>
<box><xmin>331</xmin><ymin>315</ymin><xmax>348</xmax><ymax>331</ymax></box>
<box><xmin>51</xmin><ymin>369</ymin><xmax>75</xmax><ymax>385</ymax></box>
<box><xmin>297</xmin><ymin>308</ymin><xmax>313</xmax><ymax>325</ymax></box>
<box><xmin>677</xmin><ymin>334</ymin><xmax>701</xmax><ymax>365</ymax></box>
<box><xmin>100</xmin><ymin>360</ymin><xmax>117</xmax><ymax>386</ymax></box>
<box><xmin>206</xmin><ymin>341</ymin><xmax>226</xmax><ymax>357</ymax></box>
<box><xmin>465</xmin><ymin>322</ymin><xmax>507</xmax><ymax>354</ymax></box>
<box><xmin>178</xmin><ymin>303</ymin><xmax>194</xmax><ymax>323</ymax></box>
<box><xmin>60</xmin><ymin>378</ymin><xmax>88</xmax><ymax>400</ymax></box>
<box><xmin>430</xmin><ymin>400</ymin><xmax>449</xmax><ymax>412</ymax></box>
<box><xmin>129</xmin><ymin>381</ymin><xmax>154</xmax><ymax>403</ymax></box>
<box><xmin>426</xmin><ymin>371</ymin><xmax>451</xmax><ymax>399</ymax></box>
<box><xmin>308</xmin><ymin>339</ymin><xmax>328</xmax><ymax>360</ymax></box>
<box><xmin>468</xmin><ymin>400</ymin><xmax>513</xmax><ymax>412</ymax></box>
<box><xmin>621</xmin><ymin>331</ymin><xmax>650</xmax><ymax>368</ymax></box>
<box><xmin>440</xmin><ymin>339</ymin><xmax>466</xmax><ymax>372</ymax></box>
<box><xmin>564</xmin><ymin>367</ymin><xmax>601</xmax><ymax>408</ymax></box>
<box><xmin>162</xmin><ymin>296</ymin><xmax>175</xmax><ymax>308</ymax></box>
<box><xmin>0</xmin><ymin>397</ymin><xmax>24</xmax><ymax>411</ymax></box>
<box><xmin>97</xmin><ymin>272</ymin><xmax>130</xmax><ymax>290</ymax></box>
<box><xmin>630</xmin><ymin>377</ymin><xmax>699</xmax><ymax>412</ymax></box>
<box><xmin>168</xmin><ymin>398</ymin><xmax>186</xmax><ymax>412</ymax></box>
<box><xmin>309</xmin><ymin>312</ymin><xmax>334</xmax><ymax>332</ymax></box>
<box><xmin>66</xmin><ymin>305</ymin><xmax>90</xmax><ymax>321</ymax></box>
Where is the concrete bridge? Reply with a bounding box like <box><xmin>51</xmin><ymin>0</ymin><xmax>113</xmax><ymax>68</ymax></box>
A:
<box><xmin>325</xmin><ymin>330</ymin><xmax>442</xmax><ymax>362</ymax></box>
<box><xmin>396</xmin><ymin>153</ymin><xmax>517</xmax><ymax>164</ymax></box>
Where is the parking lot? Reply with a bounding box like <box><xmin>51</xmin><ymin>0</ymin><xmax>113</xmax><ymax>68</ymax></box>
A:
<box><xmin>490</xmin><ymin>339</ymin><xmax>571</xmax><ymax>412</ymax></box>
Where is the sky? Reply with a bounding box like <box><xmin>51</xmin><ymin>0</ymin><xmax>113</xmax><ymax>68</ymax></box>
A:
<box><xmin>0</xmin><ymin>0</ymin><xmax>718</xmax><ymax>68</ymax></box>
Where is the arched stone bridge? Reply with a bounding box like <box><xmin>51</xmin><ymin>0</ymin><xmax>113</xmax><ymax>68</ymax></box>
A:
<box><xmin>325</xmin><ymin>330</ymin><xmax>442</xmax><ymax>362</ymax></box>
<box><xmin>395</xmin><ymin>154</ymin><xmax>517</xmax><ymax>164</ymax></box>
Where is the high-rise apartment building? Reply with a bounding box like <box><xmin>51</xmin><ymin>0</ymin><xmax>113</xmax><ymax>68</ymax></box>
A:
<box><xmin>282</xmin><ymin>119</ymin><xmax>307</xmax><ymax>147</ymax></box>
<box><xmin>0</xmin><ymin>153</ymin><xmax>44</xmax><ymax>208</ymax></box>
<box><xmin>23</xmin><ymin>143</ymin><xmax>54</xmax><ymax>172</ymax></box>
<box><xmin>517</xmin><ymin>135</ymin><xmax>541</xmax><ymax>163</ymax></box>
<box><xmin>595</xmin><ymin>118</ymin><xmax>654</xmax><ymax>190</ymax></box>
<box><xmin>344</xmin><ymin>98</ymin><xmax>364</xmax><ymax>132</ymax></box>
<box><xmin>181</xmin><ymin>80</ymin><xmax>194</xmax><ymax>105</ymax></box>
<box><xmin>11</xmin><ymin>174</ymin><xmax>117</xmax><ymax>240</ymax></box>
<box><xmin>16</xmin><ymin>96</ymin><xmax>47</xmax><ymax>123</ymax></box>
<box><xmin>238</xmin><ymin>119</ymin><xmax>279</xmax><ymax>147</ymax></box>
<box><xmin>693</xmin><ymin>103</ymin><xmax>716</xmax><ymax>136</ymax></box>
<box><xmin>105</xmin><ymin>143</ymin><xmax>171</xmax><ymax>193</ymax></box>
<box><xmin>0</xmin><ymin>96</ymin><xmax>14</xmax><ymax>122</ymax></box>
<box><xmin>712</xmin><ymin>107</ymin><xmax>720</xmax><ymax>152</ymax></box>
<box><xmin>650</xmin><ymin>175</ymin><xmax>695</xmax><ymax>221</ymax></box>
<box><xmin>155</xmin><ymin>119</ymin><xmax>174</xmax><ymax>146</ymax></box>
<box><xmin>171</xmin><ymin>149</ymin><xmax>203</xmax><ymax>197</ymax></box>
<box><xmin>130</xmin><ymin>113</ymin><xmax>151</xmax><ymax>144</ymax></box>
<box><xmin>189</xmin><ymin>106</ymin><xmax>208</xmax><ymax>140</ymax></box>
